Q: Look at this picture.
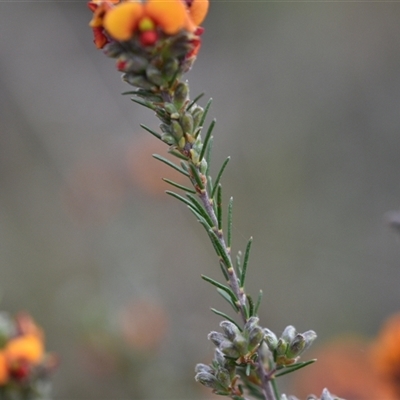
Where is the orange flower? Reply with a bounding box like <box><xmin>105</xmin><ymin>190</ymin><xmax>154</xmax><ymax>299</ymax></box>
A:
<box><xmin>103</xmin><ymin>0</ymin><xmax>208</xmax><ymax>45</ymax></box>
<box><xmin>88</xmin><ymin>0</ymin><xmax>120</xmax><ymax>48</ymax></box>
<box><xmin>0</xmin><ymin>353</ymin><xmax>8</xmax><ymax>385</ymax></box>
<box><xmin>290</xmin><ymin>336</ymin><xmax>394</xmax><ymax>400</ymax></box>
<box><xmin>183</xmin><ymin>0</ymin><xmax>209</xmax><ymax>32</ymax></box>
<box><xmin>104</xmin><ymin>0</ymin><xmax>186</xmax><ymax>44</ymax></box>
<box><xmin>5</xmin><ymin>335</ymin><xmax>44</xmax><ymax>365</ymax></box>
<box><xmin>370</xmin><ymin>313</ymin><xmax>400</xmax><ymax>398</ymax></box>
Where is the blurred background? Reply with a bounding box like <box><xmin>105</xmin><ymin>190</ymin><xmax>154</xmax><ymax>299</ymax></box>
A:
<box><xmin>1</xmin><ymin>1</ymin><xmax>400</xmax><ymax>399</ymax></box>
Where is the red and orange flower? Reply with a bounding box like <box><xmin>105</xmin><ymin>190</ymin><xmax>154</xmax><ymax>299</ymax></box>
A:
<box><xmin>0</xmin><ymin>313</ymin><xmax>56</xmax><ymax>386</ymax></box>
<box><xmin>88</xmin><ymin>0</ymin><xmax>209</xmax><ymax>48</ymax></box>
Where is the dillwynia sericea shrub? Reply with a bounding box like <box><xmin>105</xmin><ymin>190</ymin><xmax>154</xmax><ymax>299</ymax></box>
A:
<box><xmin>88</xmin><ymin>1</ymin><xmax>344</xmax><ymax>400</ymax></box>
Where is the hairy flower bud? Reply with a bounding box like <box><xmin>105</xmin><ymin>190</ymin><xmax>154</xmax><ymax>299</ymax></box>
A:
<box><xmin>219</xmin><ymin>340</ymin><xmax>240</xmax><ymax>359</ymax></box>
<box><xmin>281</xmin><ymin>325</ymin><xmax>297</xmax><ymax>343</ymax></box>
<box><xmin>248</xmin><ymin>325</ymin><xmax>264</xmax><ymax>351</ymax></box>
<box><xmin>195</xmin><ymin>363</ymin><xmax>213</xmax><ymax>375</ymax></box>
<box><xmin>286</xmin><ymin>334</ymin><xmax>306</xmax><ymax>359</ymax></box>
<box><xmin>220</xmin><ymin>321</ymin><xmax>241</xmax><ymax>342</ymax></box>
<box><xmin>264</xmin><ymin>328</ymin><xmax>278</xmax><ymax>351</ymax></box>
<box><xmin>195</xmin><ymin>371</ymin><xmax>218</xmax><ymax>388</ymax></box>
<box><xmin>208</xmin><ymin>331</ymin><xmax>225</xmax><ymax>347</ymax></box>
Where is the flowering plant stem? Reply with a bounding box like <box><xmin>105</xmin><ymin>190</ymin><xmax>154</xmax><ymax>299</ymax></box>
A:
<box><xmin>87</xmin><ymin>2</ymin><xmax>340</xmax><ymax>399</ymax></box>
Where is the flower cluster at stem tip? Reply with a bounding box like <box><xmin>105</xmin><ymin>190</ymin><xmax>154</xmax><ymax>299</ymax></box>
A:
<box><xmin>0</xmin><ymin>312</ymin><xmax>56</xmax><ymax>392</ymax></box>
<box><xmin>89</xmin><ymin>0</ymin><xmax>209</xmax><ymax>49</ymax></box>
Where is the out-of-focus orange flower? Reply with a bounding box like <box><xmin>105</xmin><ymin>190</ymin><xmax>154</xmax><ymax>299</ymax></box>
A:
<box><xmin>5</xmin><ymin>335</ymin><xmax>44</xmax><ymax>366</ymax></box>
<box><xmin>0</xmin><ymin>353</ymin><xmax>8</xmax><ymax>385</ymax></box>
<box><xmin>370</xmin><ymin>313</ymin><xmax>400</xmax><ymax>399</ymax></box>
<box><xmin>290</xmin><ymin>336</ymin><xmax>394</xmax><ymax>400</ymax></box>
<box><xmin>126</xmin><ymin>135</ymin><xmax>188</xmax><ymax>196</ymax></box>
<box><xmin>0</xmin><ymin>313</ymin><xmax>55</xmax><ymax>387</ymax></box>
<box><xmin>119</xmin><ymin>299</ymin><xmax>169</xmax><ymax>352</ymax></box>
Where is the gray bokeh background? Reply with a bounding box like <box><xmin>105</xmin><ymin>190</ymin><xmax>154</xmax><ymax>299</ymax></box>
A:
<box><xmin>1</xmin><ymin>1</ymin><xmax>400</xmax><ymax>398</ymax></box>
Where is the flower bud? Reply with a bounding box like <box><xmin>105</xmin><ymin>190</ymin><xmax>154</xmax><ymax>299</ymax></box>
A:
<box><xmin>264</xmin><ymin>329</ymin><xmax>278</xmax><ymax>351</ymax></box>
<box><xmin>244</xmin><ymin>317</ymin><xmax>260</xmax><ymax>334</ymax></box>
<box><xmin>180</xmin><ymin>112</ymin><xmax>194</xmax><ymax>134</ymax></box>
<box><xmin>192</xmin><ymin>106</ymin><xmax>204</xmax><ymax>128</ymax></box>
<box><xmin>208</xmin><ymin>331</ymin><xmax>225</xmax><ymax>347</ymax></box>
<box><xmin>281</xmin><ymin>325</ymin><xmax>297</xmax><ymax>343</ymax></box>
<box><xmin>146</xmin><ymin>64</ymin><xmax>164</xmax><ymax>86</ymax></box>
<box><xmin>200</xmin><ymin>158</ymin><xmax>208</xmax><ymax>175</ymax></box>
<box><xmin>195</xmin><ymin>371</ymin><xmax>218</xmax><ymax>388</ymax></box>
<box><xmin>248</xmin><ymin>325</ymin><xmax>264</xmax><ymax>352</ymax></box>
<box><xmin>129</xmin><ymin>55</ymin><xmax>149</xmax><ymax>73</ymax></box>
<box><xmin>164</xmin><ymin>103</ymin><xmax>179</xmax><ymax>119</ymax></box>
<box><xmin>214</xmin><ymin>348</ymin><xmax>226</xmax><ymax>366</ymax></box>
<box><xmin>173</xmin><ymin>82</ymin><xmax>189</xmax><ymax>110</ymax></box>
<box><xmin>122</xmin><ymin>74</ymin><xmax>154</xmax><ymax>90</ymax></box>
<box><xmin>195</xmin><ymin>363</ymin><xmax>213</xmax><ymax>375</ymax></box>
<box><xmin>163</xmin><ymin>58</ymin><xmax>179</xmax><ymax>82</ymax></box>
<box><xmin>233</xmin><ymin>333</ymin><xmax>248</xmax><ymax>356</ymax></box>
<box><xmin>302</xmin><ymin>330</ymin><xmax>317</xmax><ymax>351</ymax></box>
<box><xmin>276</xmin><ymin>338</ymin><xmax>288</xmax><ymax>356</ymax></box>
<box><xmin>286</xmin><ymin>334</ymin><xmax>306</xmax><ymax>359</ymax></box>
<box><xmin>161</xmin><ymin>134</ymin><xmax>176</xmax><ymax>145</ymax></box>
<box><xmin>103</xmin><ymin>42</ymin><xmax>124</xmax><ymax>58</ymax></box>
<box><xmin>215</xmin><ymin>367</ymin><xmax>231</xmax><ymax>389</ymax></box>
<box><xmin>220</xmin><ymin>321</ymin><xmax>241</xmax><ymax>342</ymax></box>
<box><xmin>219</xmin><ymin>340</ymin><xmax>240</xmax><ymax>359</ymax></box>
<box><xmin>171</xmin><ymin>120</ymin><xmax>184</xmax><ymax>140</ymax></box>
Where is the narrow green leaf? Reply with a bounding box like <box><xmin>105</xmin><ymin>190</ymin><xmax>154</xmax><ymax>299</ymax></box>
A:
<box><xmin>168</xmin><ymin>149</ymin><xmax>189</xmax><ymax>161</ymax></box>
<box><xmin>201</xmin><ymin>275</ymin><xmax>236</xmax><ymax>299</ymax></box>
<box><xmin>131</xmin><ymin>98</ymin><xmax>155</xmax><ymax>110</ymax></box>
<box><xmin>210</xmin><ymin>308</ymin><xmax>241</xmax><ymax>329</ymax></box>
<box><xmin>162</xmin><ymin>178</ymin><xmax>196</xmax><ymax>193</ymax></box>
<box><xmin>205</xmin><ymin>137</ymin><xmax>213</xmax><ymax>177</ymax></box>
<box><xmin>245</xmin><ymin>363</ymin><xmax>251</xmax><ymax>376</ymax></box>
<box><xmin>271</xmin><ymin>378</ymin><xmax>280</xmax><ymax>400</ymax></box>
<box><xmin>207</xmin><ymin>175</ymin><xmax>213</xmax><ymax>198</ymax></box>
<box><xmin>211</xmin><ymin>157</ymin><xmax>230</xmax><ymax>198</ymax></box>
<box><xmin>219</xmin><ymin>260</ymin><xmax>229</xmax><ymax>281</ymax></box>
<box><xmin>217</xmin><ymin>288</ymin><xmax>239</xmax><ymax>312</ymax></box>
<box><xmin>187</xmin><ymin>206</ymin><xmax>212</xmax><ymax>232</ymax></box>
<box><xmin>180</xmin><ymin>161</ymin><xmax>189</xmax><ymax>172</ymax></box>
<box><xmin>153</xmin><ymin>154</ymin><xmax>189</xmax><ymax>177</ymax></box>
<box><xmin>188</xmin><ymin>163</ymin><xmax>205</xmax><ymax>190</ymax></box>
<box><xmin>122</xmin><ymin>90</ymin><xmax>140</xmax><ymax>96</ymax></box>
<box><xmin>240</xmin><ymin>237</ymin><xmax>253</xmax><ymax>287</ymax></box>
<box><xmin>275</xmin><ymin>360</ymin><xmax>316</xmax><ymax>377</ymax></box>
<box><xmin>165</xmin><ymin>190</ymin><xmax>195</xmax><ymax>208</ymax></box>
<box><xmin>199</xmin><ymin>98</ymin><xmax>213</xmax><ymax>129</ymax></box>
<box><xmin>227</xmin><ymin>197</ymin><xmax>233</xmax><ymax>249</ymax></box>
<box><xmin>247</xmin><ymin>295</ymin><xmax>254</xmax><ymax>317</ymax></box>
<box><xmin>186</xmin><ymin>194</ymin><xmax>214</xmax><ymax>227</ymax></box>
<box><xmin>187</xmin><ymin>92</ymin><xmax>204</xmax><ymax>110</ymax></box>
<box><xmin>208</xmin><ymin>229</ymin><xmax>232</xmax><ymax>269</ymax></box>
<box><xmin>254</xmin><ymin>290</ymin><xmax>263</xmax><ymax>316</ymax></box>
<box><xmin>199</xmin><ymin>120</ymin><xmax>216</xmax><ymax>161</ymax></box>
<box><xmin>140</xmin><ymin>124</ymin><xmax>162</xmax><ymax>140</ymax></box>
<box><xmin>216</xmin><ymin>184</ymin><xmax>222</xmax><ymax>230</ymax></box>
<box><xmin>235</xmin><ymin>251</ymin><xmax>242</xmax><ymax>277</ymax></box>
